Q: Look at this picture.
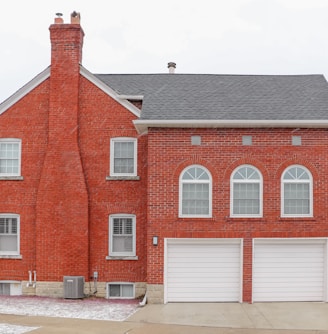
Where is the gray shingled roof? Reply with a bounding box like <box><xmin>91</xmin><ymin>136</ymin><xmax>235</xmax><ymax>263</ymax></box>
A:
<box><xmin>95</xmin><ymin>74</ymin><xmax>328</xmax><ymax>121</ymax></box>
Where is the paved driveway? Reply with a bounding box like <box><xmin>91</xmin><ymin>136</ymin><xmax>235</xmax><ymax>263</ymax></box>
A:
<box><xmin>129</xmin><ymin>302</ymin><xmax>328</xmax><ymax>331</ymax></box>
<box><xmin>1</xmin><ymin>297</ymin><xmax>328</xmax><ymax>333</ymax></box>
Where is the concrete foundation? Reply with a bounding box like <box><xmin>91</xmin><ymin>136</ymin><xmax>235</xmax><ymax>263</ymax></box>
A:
<box><xmin>21</xmin><ymin>281</ymin><xmax>147</xmax><ymax>300</ymax></box>
<box><xmin>146</xmin><ymin>284</ymin><xmax>164</xmax><ymax>304</ymax></box>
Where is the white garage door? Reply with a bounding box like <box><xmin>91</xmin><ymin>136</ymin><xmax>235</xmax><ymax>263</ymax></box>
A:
<box><xmin>253</xmin><ymin>239</ymin><xmax>327</xmax><ymax>302</ymax></box>
<box><xmin>165</xmin><ymin>239</ymin><xmax>242</xmax><ymax>303</ymax></box>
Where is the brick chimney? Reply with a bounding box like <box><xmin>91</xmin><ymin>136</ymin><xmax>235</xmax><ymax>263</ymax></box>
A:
<box><xmin>36</xmin><ymin>12</ymin><xmax>89</xmax><ymax>285</ymax></box>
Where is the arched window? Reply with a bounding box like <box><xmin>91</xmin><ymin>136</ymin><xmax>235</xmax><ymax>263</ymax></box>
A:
<box><xmin>281</xmin><ymin>165</ymin><xmax>312</xmax><ymax>217</ymax></box>
<box><xmin>179</xmin><ymin>165</ymin><xmax>212</xmax><ymax>217</ymax></box>
<box><xmin>231</xmin><ymin>165</ymin><xmax>262</xmax><ymax>217</ymax></box>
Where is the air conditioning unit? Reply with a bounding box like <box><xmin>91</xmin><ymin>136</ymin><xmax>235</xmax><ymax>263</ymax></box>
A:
<box><xmin>63</xmin><ymin>276</ymin><xmax>84</xmax><ymax>299</ymax></box>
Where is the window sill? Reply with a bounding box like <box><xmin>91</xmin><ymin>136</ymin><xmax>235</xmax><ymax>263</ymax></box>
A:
<box><xmin>0</xmin><ymin>176</ymin><xmax>24</xmax><ymax>181</ymax></box>
<box><xmin>106</xmin><ymin>176</ymin><xmax>140</xmax><ymax>181</ymax></box>
<box><xmin>230</xmin><ymin>215</ymin><xmax>263</xmax><ymax>219</ymax></box>
<box><xmin>0</xmin><ymin>255</ymin><xmax>22</xmax><ymax>259</ymax></box>
<box><xmin>179</xmin><ymin>214</ymin><xmax>212</xmax><ymax>219</ymax></box>
<box><xmin>106</xmin><ymin>256</ymin><xmax>138</xmax><ymax>260</ymax></box>
<box><xmin>279</xmin><ymin>216</ymin><xmax>315</xmax><ymax>221</ymax></box>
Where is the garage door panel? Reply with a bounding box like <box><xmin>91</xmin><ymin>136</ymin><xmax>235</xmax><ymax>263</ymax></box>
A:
<box><xmin>168</xmin><ymin>270</ymin><xmax>240</xmax><ymax>276</ymax></box>
<box><xmin>255</xmin><ymin>263</ymin><xmax>324</xmax><ymax>271</ymax></box>
<box><xmin>166</xmin><ymin>239</ymin><xmax>242</xmax><ymax>302</ymax></box>
<box><xmin>169</xmin><ymin>282</ymin><xmax>240</xmax><ymax>289</ymax></box>
<box><xmin>253</xmin><ymin>239</ymin><xmax>326</xmax><ymax>302</ymax></box>
<box><xmin>255</xmin><ymin>272</ymin><xmax>323</xmax><ymax>279</ymax></box>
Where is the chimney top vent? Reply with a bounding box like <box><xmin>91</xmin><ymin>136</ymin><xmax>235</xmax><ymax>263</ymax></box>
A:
<box><xmin>54</xmin><ymin>13</ymin><xmax>64</xmax><ymax>24</ymax></box>
<box><xmin>168</xmin><ymin>62</ymin><xmax>176</xmax><ymax>74</ymax></box>
<box><xmin>71</xmin><ymin>11</ymin><xmax>81</xmax><ymax>24</ymax></box>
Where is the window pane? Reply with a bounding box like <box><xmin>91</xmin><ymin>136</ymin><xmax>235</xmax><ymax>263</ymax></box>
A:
<box><xmin>111</xmin><ymin>217</ymin><xmax>134</xmax><ymax>254</ymax></box>
<box><xmin>182</xmin><ymin>166</ymin><xmax>209</xmax><ymax>180</ymax></box>
<box><xmin>0</xmin><ymin>235</ymin><xmax>17</xmax><ymax>251</ymax></box>
<box><xmin>233</xmin><ymin>166</ymin><xmax>260</xmax><ymax>180</ymax></box>
<box><xmin>113</xmin><ymin>141</ymin><xmax>135</xmax><ymax>174</ymax></box>
<box><xmin>0</xmin><ymin>142</ymin><xmax>20</xmax><ymax>175</ymax></box>
<box><xmin>122</xmin><ymin>284</ymin><xmax>133</xmax><ymax>297</ymax></box>
<box><xmin>233</xmin><ymin>183</ymin><xmax>260</xmax><ymax>214</ymax></box>
<box><xmin>284</xmin><ymin>183</ymin><xmax>310</xmax><ymax>214</ymax></box>
<box><xmin>182</xmin><ymin>183</ymin><xmax>209</xmax><ymax>215</ymax></box>
<box><xmin>109</xmin><ymin>285</ymin><xmax>120</xmax><ymax>297</ymax></box>
<box><xmin>284</xmin><ymin>166</ymin><xmax>310</xmax><ymax>180</ymax></box>
<box><xmin>112</xmin><ymin>236</ymin><xmax>133</xmax><ymax>252</ymax></box>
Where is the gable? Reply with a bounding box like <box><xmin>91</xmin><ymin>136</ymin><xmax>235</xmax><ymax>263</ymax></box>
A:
<box><xmin>80</xmin><ymin>67</ymin><xmax>141</xmax><ymax>118</ymax></box>
<box><xmin>0</xmin><ymin>66</ymin><xmax>141</xmax><ymax>119</ymax></box>
<box><xmin>0</xmin><ymin>67</ymin><xmax>50</xmax><ymax>116</ymax></box>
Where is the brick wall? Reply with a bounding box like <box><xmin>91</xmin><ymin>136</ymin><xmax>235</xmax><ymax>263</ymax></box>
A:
<box><xmin>79</xmin><ymin>77</ymin><xmax>148</xmax><ymax>283</ymax></box>
<box><xmin>0</xmin><ymin>19</ymin><xmax>148</xmax><ymax>290</ymax></box>
<box><xmin>0</xmin><ymin>81</ymin><xmax>49</xmax><ymax>282</ymax></box>
<box><xmin>146</xmin><ymin>127</ymin><xmax>328</xmax><ymax>302</ymax></box>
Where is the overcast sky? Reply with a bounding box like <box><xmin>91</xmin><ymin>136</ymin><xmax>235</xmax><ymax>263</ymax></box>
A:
<box><xmin>0</xmin><ymin>0</ymin><xmax>328</xmax><ymax>103</ymax></box>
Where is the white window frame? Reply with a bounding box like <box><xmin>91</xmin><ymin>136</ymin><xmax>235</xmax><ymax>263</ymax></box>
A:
<box><xmin>110</xmin><ymin>138</ymin><xmax>137</xmax><ymax>177</ymax></box>
<box><xmin>107</xmin><ymin>282</ymin><xmax>135</xmax><ymax>299</ymax></box>
<box><xmin>109</xmin><ymin>214</ymin><xmax>136</xmax><ymax>257</ymax></box>
<box><xmin>281</xmin><ymin>165</ymin><xmax>313</xmax><ymax>217</ymax></box>
<box><xmin>0</xmin><ymin>139</ymin><xmax>21</xmax><ymax>177</ymax></box>
<box><xmin>179</xmin><ymin>165</ymin><xmax>212</xmax><ymax>218</ymax></box>
<box><xmin>0</xmin><ymin>214</ymin><xmax>20</xmax><ymax>256</ymax></box>
<box><xmin>230</xmin><ymin>165</ymin><xmax>263</xmax><ymax>218</ymax></box>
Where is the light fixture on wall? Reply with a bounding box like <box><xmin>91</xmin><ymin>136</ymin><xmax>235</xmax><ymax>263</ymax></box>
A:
<box><xmin>152</xmin><ymin>236</ymin><xmax>158</xmax><ymax>246</ymax></box>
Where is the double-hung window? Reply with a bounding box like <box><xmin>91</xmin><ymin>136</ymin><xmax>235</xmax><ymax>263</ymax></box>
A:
<box><xmin>281</xmin><ymin>165</ymin><xmax>312</xmax><ymax>217</ymax></box>
<box><xmin>0</xmin><ymin>139</ymin><xmax>21</xmax><ymax>177</ymax></box>
<box><xmin>231</xmin><ymin>165</ymin><xmax>262</xmax><ymax>217</ymax></box>
<box><xmin>0</xmin><ymin>214</ymin><xmax>20</xmax><ymax>255</ymax></box>
<box><xmin>110</xmin><ymin>138</ymin><xmax>137</xmax><ymax>177</ymax></box>
<box><xmin>109</xmin><ymin>214</ymin><xmax>136</xmax><ymax>257</ymax></box>
<box><xmin>179</xmin><ymin>165</ymin><xmax>212</xmax><ymax>217</ymax></box>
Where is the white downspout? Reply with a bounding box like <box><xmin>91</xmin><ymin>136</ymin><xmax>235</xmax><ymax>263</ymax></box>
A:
<box><xmin>33</xmin><ymin>271</ymin><xmax>37</xmax><ymax>288</ymax></box>
<box><xmin>26</xmin><ymin>270</ymin><xmax>32</xmax><ymax>287</ymax></box>
<box><xmin>139</xmin><ymin>292</ymin><xmax>147</xmax><ymax>306</ymax></box>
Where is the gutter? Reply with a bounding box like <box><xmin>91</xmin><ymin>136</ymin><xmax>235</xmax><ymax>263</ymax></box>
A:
<box><xmin>133</xmin><ymin>119</ymin><xmax>328</xmax><ymax>134</ymax></box>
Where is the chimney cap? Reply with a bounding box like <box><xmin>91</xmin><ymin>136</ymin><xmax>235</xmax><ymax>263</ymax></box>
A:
<box><xmin>54</xmin><ymin>12</ymin><xmax>64</xmax><ymax>24</ymax></box>
<box><xmin>168</xmin><ymin>62</ymin><xmax>176</xmax><ymax>74</ymax></box>
<box><xmin>71</xmin><ymin>11</ymin><xmax>81</xmax><ymax>24</ymax></box>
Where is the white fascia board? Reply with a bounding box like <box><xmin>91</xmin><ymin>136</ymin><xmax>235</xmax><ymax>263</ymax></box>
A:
<box><xmin>133</xmin><ymin>119</ymin><xmax>328</xmax><ymax>134</ymax></box>
<box><xmin>0</xmin><ymin>67</ymin><xmax>51</xmax><ymax>115</ymax></box>
<box><xmin>80</xmin><ymin>66</ymin><xmax>141</xmax><ymax>118</ymax></box>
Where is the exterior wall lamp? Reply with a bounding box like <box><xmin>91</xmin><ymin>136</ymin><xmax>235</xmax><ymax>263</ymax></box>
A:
<box><xmin>152</xmin><ymin>236</ymin><xmax>158</xmax><ymax>246</ymax></box>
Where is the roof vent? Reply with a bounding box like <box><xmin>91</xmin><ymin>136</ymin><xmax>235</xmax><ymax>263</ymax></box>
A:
<box><xmin>54</xmin><ymin>13</ymin><xmax>64</xmax><ymax>24</ymax></box>
<box><xmin>168</xmin><ymin>62</ymin><xmax>176</xmax><ymax>74</ymax></box>
<box><xmin>70</xmin><ymin>11</ymin><xmax>81</xmax><ymax>24</ymax></box>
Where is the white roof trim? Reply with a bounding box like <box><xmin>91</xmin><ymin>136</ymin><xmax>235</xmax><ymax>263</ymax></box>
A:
<box><xmin>0</xmin><ymin>67</ymin><xmax>50</xmax><ymax>115</ymax></box>
<box><xmin>80</xmin><ymin>66</ymin><xmax>141</xmax><ymax>118</ymax></box>
<box><xmin>133</xmin><ymin>119</ymin><xmax>328</xmax><ymax>134</ymax></box>
<box><xmin>118</xmin><ymin>94</ymin><xmax>144</xmax><ymax>101</ymax></box>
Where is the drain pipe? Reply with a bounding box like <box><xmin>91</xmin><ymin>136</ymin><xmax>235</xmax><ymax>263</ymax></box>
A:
<box><xmin>32</xmin><ymin>271</ymin><xmax>37</xmax><ymax>288</ymax></box>
<box><xmin>139</xmin><ymin>292</ymin><xmax>147</xmax><ymax>307</ymax></box>
<box><xmin>26</xmin><ymin>271</ymin><xmax>33</xmax><ymax>287</ymax></box>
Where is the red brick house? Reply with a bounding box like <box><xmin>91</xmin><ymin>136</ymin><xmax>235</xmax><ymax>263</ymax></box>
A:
<box><xmin>0</xmin><ymin>12</ymin><xmax>328</xmax><ymax>303</ymax></box>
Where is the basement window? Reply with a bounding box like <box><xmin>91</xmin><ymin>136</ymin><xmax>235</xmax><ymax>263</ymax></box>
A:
<box><xmin>0</xmin><ymin>282</ymin><xmax>22</xmax><ymax>295</ymax></box>
<box><xmin>107</xmin><ymin>283</ymin><xmax>134</xmax><ymax>299</ymax></box>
